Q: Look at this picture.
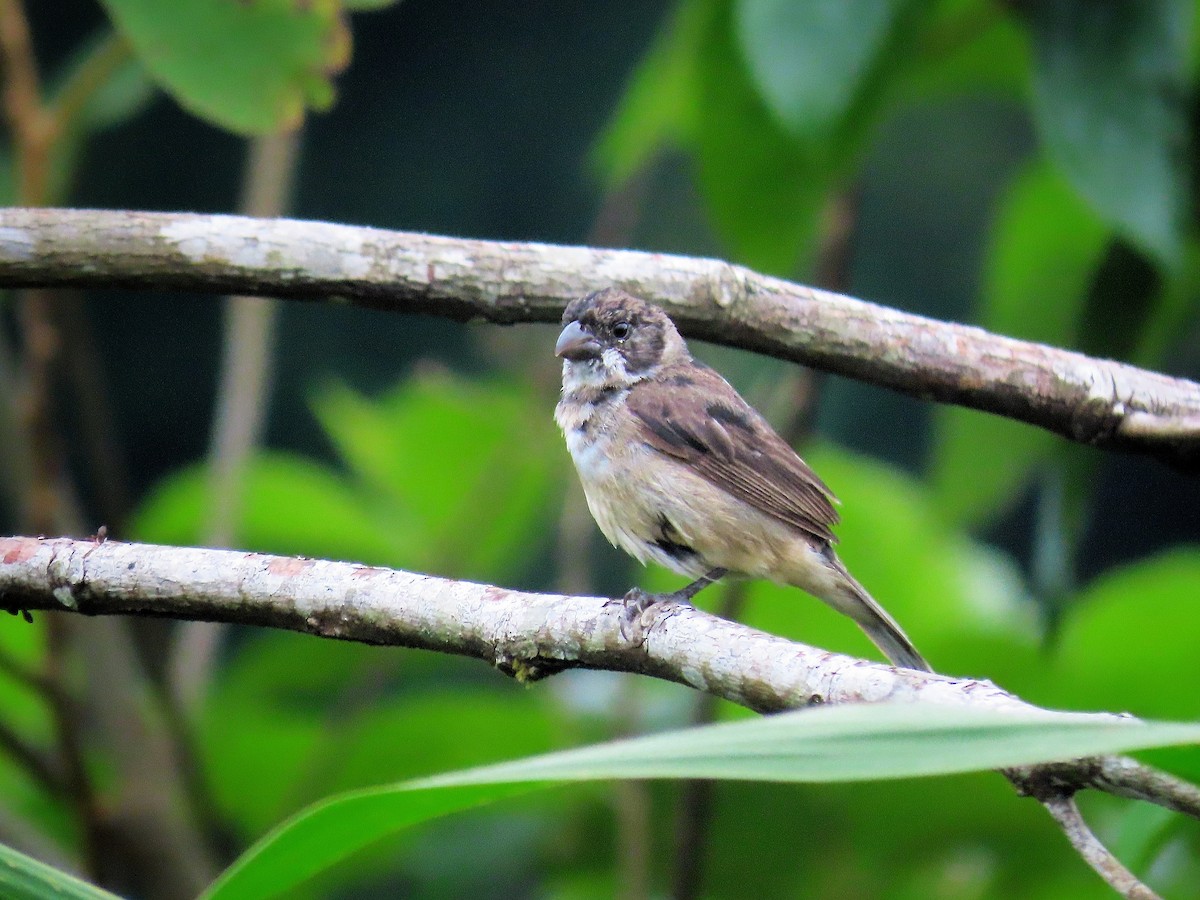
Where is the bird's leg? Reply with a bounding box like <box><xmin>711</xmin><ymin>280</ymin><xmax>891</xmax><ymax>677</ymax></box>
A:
<box><xmin>667</xmin><ymin>567</ymin><xmax>728</xmax><ymax>603</ymax></box>
<box><xmin>612</xmin><ymin>568</ymin><xmax>727</xmax><ymax>643</ymax></box>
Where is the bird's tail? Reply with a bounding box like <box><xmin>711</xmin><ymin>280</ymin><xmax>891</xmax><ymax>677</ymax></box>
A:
<box><xmin>824</xmin><ymin>555</ymin><xmax>931</xmax><ymax>672</ymax></box>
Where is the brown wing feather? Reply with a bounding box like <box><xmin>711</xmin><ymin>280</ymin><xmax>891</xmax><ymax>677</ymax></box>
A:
<box><xmin>628</xmin><ymin>364</ymin><xmax>839</xmax><ymax>544</ymax></box>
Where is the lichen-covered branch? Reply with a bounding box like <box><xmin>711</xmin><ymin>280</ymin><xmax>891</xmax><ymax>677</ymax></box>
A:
<box><xmin>1</xmin><ymin>536</ymin><xmax>1196</xmax><ymax>809</ymax></box>
<box><xmin>0</xmin><ymin>208</ymin><xmax>1197</xmax><ymax>467</ymax></box>
<box><xmin>3</xmin><ymin>534</ymin><xmax>1193</xmax><ymax>897</ymax></box>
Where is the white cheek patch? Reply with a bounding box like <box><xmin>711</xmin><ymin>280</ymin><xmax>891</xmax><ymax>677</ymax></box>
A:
<box><xmin>601</xmin><ymin>347</ymin><xmax>629</xmax><ymax>380</ymax></box>
<box><xmin>562</xmin><ymin>350</ymin><xmax>642</xmax><ymax>392</ymax></box>
<box><xmin>601</xmin><ymin>347</ymin><xmax>659</xmax><ymax>384</ymax></box>
<box><xmin>562</xmin><ymin>334</ymin><xmax>671</xmax><ymax>399</ymax></box>
<box><xmin>562</xmin><ymin>359</ymin><xmax>607</xmax><ymax>391</ymax></box>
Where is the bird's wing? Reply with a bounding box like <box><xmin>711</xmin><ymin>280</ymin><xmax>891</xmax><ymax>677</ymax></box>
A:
<box><xmin>628</xmin><ymin>365</ymin><xmax>840</xmax><ymax>544</ymax></box>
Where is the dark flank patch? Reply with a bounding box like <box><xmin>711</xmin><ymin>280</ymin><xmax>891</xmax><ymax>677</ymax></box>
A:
<box><xmin>654</xmin><ymin>515</ymin><xmax>696</xmax><ymax>562</ymax></box>
<box><xmin>668</xmin><ymin>372</ymin><xmax>695</xmax><ymax>387</ymax></box>
<box><xmin>706</xmin><ymin>402</ymin><xmax>754</xmax><ymax>432</ymax></box>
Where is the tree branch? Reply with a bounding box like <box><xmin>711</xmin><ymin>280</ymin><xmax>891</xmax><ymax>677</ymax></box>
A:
<box><xmin>2</xmin><ymin>535</ymin><xmax>1192</xmax><ymax>896</ymax></box>
<box><xmin>0</xmin><ymin>535</ymin><xmax>1014</xmax><ymax>710</ymax></box>
<box><xmin>0</xmin><ymin>208</ymin><xmax>1196</xmax><ymax>468</ymax></box>
<box><xmin>0</xmin><ymin>536</ymin><xmax>1194</xmax><ymax>804</ymax></box>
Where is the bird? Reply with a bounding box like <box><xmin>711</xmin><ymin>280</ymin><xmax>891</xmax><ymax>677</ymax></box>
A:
<box><xmin>553</xmin><ymin>287</ymin><xmax>930</xmax><ymax>672</ymax></box>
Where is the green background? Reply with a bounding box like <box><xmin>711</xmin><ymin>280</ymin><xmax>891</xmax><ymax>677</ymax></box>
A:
<box><xmin>1</xmin><ymin>0</ymin><xmax>1198</xmax><ymax>897</ymax></box>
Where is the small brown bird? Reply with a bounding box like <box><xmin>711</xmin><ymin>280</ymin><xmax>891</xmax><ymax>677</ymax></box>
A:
<box><xmin>554</xmin><ymin>288</ymin><xmax>929</xmax><ymax>671</ymax></box>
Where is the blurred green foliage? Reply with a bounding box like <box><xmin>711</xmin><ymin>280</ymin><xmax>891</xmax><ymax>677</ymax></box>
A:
<box><xmin>97</xmin><ymin>0</ymin><xmax>352</xmax><ymax>135</ymax></box>
<box><xmin>931</xmin><ymin>159</ymin><xmax>1109</xmax><ymax>525</ymax></box>
<box><xmin>132</xmin><ymin>373</ymin><xmax>565</xmax><ymax>582</ymax></box>
<box><xmin>1028</xmin><ymin>0</ymin><xmax>1191</xmax><ymax>266</ymax></box>
<box><xmin>1</xmin><ymin>0</ymin><xmax>1199</xmax><ymax>898</ymax></box>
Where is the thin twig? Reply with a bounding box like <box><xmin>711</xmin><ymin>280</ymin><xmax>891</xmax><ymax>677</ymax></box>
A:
<box><xmin>1040</xmin><ymin>796</ymin><xmax>1161</xmax><ymax>899</ymax></box>
<box><xmin>669</xmin><ymin>582</ymin><xmax>745</xmax><ymax>900</ymax></box>
<box><xmin>170</xmin><ymin>129</ymin><xmax>302</xmax><ymax>715</ymax></box>
<box><xmin>0</xmin><ymin>0</ymin><xmax>52</xmax><ymax>201</ymax></box>
<box><xmin>43</xmin><ymin>616</ymin><xmax>104</xmax><ymax>875</ymax></box>
<box><xmin>1006</xmin><ymin>755</ymin><xmax>1200</xmax><ymax>820</ymax></box>
<box><xmin>0</xmin><ymin>8</ymin><xmax>105</xmax><ymax>871</ymax></box>
<box><xmin>1</xmin><ymin>17</ymin><xmax>224</xmax><ymax>897</ymax></box>
<box><xmin>1096</xmin><ymin>756</ymin><xmax>1200</xmax><ymax>818</ymax></box>
<box><xmin>44</xmin><ymin>32</ymin><xmax>132</xmax><ymax>141</ymax></box>
<box><xmin>0</xmin><ymin>717</ymin><xmax>63</xmax><ymax>795</ymax></box>
<box><xmin>55</xmin><ymin>291</ymin><xmax>132</xmax><ymax>530</ymax></box>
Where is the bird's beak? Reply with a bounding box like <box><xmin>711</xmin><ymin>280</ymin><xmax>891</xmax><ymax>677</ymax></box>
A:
<box><xmin>555</xmin><ymin>320</ymin><xmax>601</xmax><ymax>361</ymax></box>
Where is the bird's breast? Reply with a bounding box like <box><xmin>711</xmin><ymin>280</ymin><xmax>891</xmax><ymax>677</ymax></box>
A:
<box><xmin>555</xmin><ymin>392</ymin><xmax>620</xmax><ymax>483</ymax></box>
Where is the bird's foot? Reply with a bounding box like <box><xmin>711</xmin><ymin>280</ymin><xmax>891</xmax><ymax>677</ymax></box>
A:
<box><xmin>607</xmin><ymin>587</ymin><xmax>693</xmax><ymax>644</ymax></box>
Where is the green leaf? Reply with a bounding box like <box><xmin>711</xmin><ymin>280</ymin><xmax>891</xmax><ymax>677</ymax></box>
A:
<box><xmin>97</xmin><ymin>0</ymin><xmax>351</xmax><ymax>135</ymax></box>
<box><xmin>596</xmin><ymin>0</ymin><xmax>834</xmax><ymax>273</ymax></box>
<box><xmin>896</xmin><ymin>0</ymin><xmax>1030</xmax><ymax>103</ymax></box>
<box><xmin>734</xmin><ymin>0</ymin><xmax>908</xmax><ymax>137</ymax></box>
<box><xmin>130</xmin><ymin>453</ymin><xmax>400</xmax><ymax>565</ymax></box>
<box><xmin>1018</xmin><ymin>549</ymin><xmax>1200</xmax><ymax>721</ymax></box>
<box><xmin>592</xmin><ymin>0</ymin><xmax>710</xmax><ymax>185</ymax></box>
<box><xmin>976</xmin><ymin>159</ymin><xmax>1110</xmax><ymax>342</ymax></box>
<box><xmin>1132</xmin><ymin>238</ymin><xmax>1200</xmax><ymax>369</ymax></box>
<box><xmin>48</xmin><ymin>33</ymin><xmax>152</xmax><ymax>134</ymax></box>
<box><xmin>204</xmin><ymin>781</ymin><xmax>534</xmax><ymax>900</ymax></box>
<box><xmin>203</xmin><ymin>703</ymin><xmax>1200</xmax><ymax>900</ymax></box>
<box><xmin>0</xmin><ymin>841</ymin><xmax>123</xmax><ymax>900</ymax></box>
<box><xmin>311</xmin><ymin>374</ymin><xmax>564</xmax><ymax>581</ymax></box>
<box><xmin>131</xmin><ymin>373</ymin><xmax>563</xmax><ymax>580</ymax></box>
<box><xmin>930</xmin><ymin>159</ymin><xmax>1110</xmax><ymax>524</ymax></box>
<box><xmin>600</xmin><ymin>0</ymin><xmax>944</xmax><ymax>274</ymax></box>
<box><xmin>203</xmin><ymin>634</ymin><xmax>561</xmax><ymax>835</ymax></box>
<box><xmin>691</xmin><ymin>0</ymin><xmax>831</xmax><ymax>273</ymax></box>
<box><xmin>1028</xmin><ymin>0</ymin><xmax>1191</xmax><ymax>265</ymax></box>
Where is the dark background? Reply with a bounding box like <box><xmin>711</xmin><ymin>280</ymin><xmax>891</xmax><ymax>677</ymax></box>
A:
<box><xmin>23</xmin><ymin>1</ymin><xmax>1199</xmax><ymax>577</ymax></box>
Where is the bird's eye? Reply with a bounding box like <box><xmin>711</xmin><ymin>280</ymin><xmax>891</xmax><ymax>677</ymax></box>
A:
<box><xmin>612</xmin><ymin>322</ymin><xmax>631</xmax><ymax>340</ymax></box>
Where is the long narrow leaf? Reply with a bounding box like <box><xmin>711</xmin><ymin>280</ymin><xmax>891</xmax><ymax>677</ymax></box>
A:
<box><xmin>0</xmin><ymin>841</ymin><xmax>123</xmax><ymax>900</ymax></box>
<box><xmin>203</xmin><ymin>703</ymin><xmax>1200</xmax><ymax>900</ymax></box>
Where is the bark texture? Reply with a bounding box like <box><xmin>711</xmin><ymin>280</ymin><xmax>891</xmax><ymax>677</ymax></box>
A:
<box><xmin>0</xmin><ymin>208</ymin><xmax>1197</xmax><ymax>467</ymax></box>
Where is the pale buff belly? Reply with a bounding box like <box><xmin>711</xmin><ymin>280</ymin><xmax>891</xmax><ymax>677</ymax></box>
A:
<box><xmin>561</xmin><ymin>415</ymin><xmax>838</xmax><ymax>598</ymax></box>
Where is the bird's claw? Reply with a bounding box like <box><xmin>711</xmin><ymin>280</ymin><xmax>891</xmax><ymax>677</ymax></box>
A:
<box><xmin>607</xmin><ymin>587</ymin><xmax>693</xmax><ymax>644</ymax></box>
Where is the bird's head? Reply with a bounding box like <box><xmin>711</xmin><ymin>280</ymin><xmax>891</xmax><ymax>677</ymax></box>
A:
<box><xmin>555</xmin><ymin>289</ymin><xmax>690</xmax><ymax>389</ymax></box>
